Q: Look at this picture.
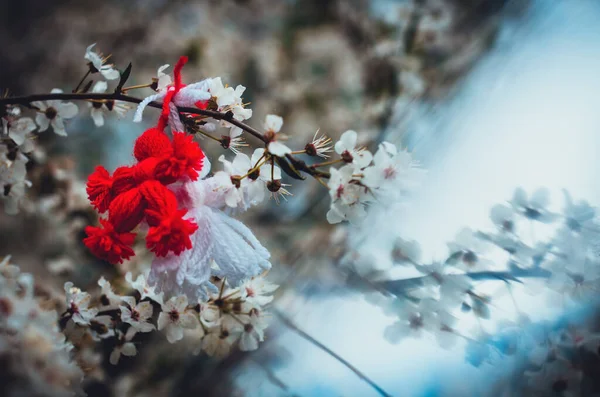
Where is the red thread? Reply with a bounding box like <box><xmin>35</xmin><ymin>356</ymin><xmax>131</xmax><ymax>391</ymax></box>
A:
<box><xmin>156</xmin><ymin>56</ymin><xmax>188</xmax><ymax>132</ymax></box>
<box><xmin>195</xmin><ymin>99</ymin><xmax>209</xmax><ymax>110</ymax></box>
<box><xmin>83</xmin><ymin>55</ymin><xmax>205</xmax><ymax>265</ymax></box>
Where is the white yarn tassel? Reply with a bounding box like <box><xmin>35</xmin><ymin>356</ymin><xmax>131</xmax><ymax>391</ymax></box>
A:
<box><xmin>133</xmin><ymin>92</ymin><xmax>164</xmax><ymax>123</ymax></box>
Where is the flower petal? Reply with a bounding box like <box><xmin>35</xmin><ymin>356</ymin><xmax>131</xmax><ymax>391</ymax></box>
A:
<box><xmin>92</xmin><ymin>81</ymin><xmax>108</xmax><ymax>94</ymax></box>
<box><xmin>51</xmin><ymin>118</ymin><xmax>67</xmax><ymax>136</ymax></box>
<box><xmin>58</xmin><ymin>102</ymin><xmax>79</xmax><ymax>119</ymax></box>
<box><xmin>91</xmin><ymin>109</ymin><xmax>104</xmax><ymax>127</ymax></box>
<box><xmin>264</xmin><ymin>114</ymin><xmax>283</xmax><ymax>133</ymax></box>
<box><xmin>121</xmin><ymin>342</ymin><xmax>137</xmax><ymax>357</ymax></box>
<box><xmin>109</xmin><ymin>349</ymin><xmax>121</xmax><ymax>365</ymax></box>
<box><xmin>35</xmin><ymin>114</ymin><xmax>50</xmax><ymax>132</ymax></box>
<box><xmin>178</xmin><ymin>312</ymin><xmax>198</xmax><ymax>329</ymax></box>
<box><xmin>335</xmin><ymin>130</ymin><xmax>357</xmax><ymax>154</ymax></box>
<box><xmin>100</xmin><ymin>67</ymin><xmax>120</xmax><ymax>81</ymax></box>
<box><xmin>137</xmin><ymin>301</ymin><xmax>154</xmax><ymax>319</ymax></box>
<box><xmin>157</xmin><ymin>312</ymin><xmax>169</xmax><ymax>331</ymax></box>
<box><xmin>166</xmin><ymin>324</ymin><xmax>184</xmax><ymax>343</ymax></box>
<box><xmin>268</xmin><ymin>141</ymin><xmax>292</xmax><ymax>157</ymax></box>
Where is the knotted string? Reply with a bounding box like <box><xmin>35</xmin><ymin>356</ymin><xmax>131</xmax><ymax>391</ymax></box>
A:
<box><xmin>156</xmin><ymin>56</ymin><xmax>188</xmax><ymax>132</ymax></box>
<box><xmin>85</xmin><ymin>54</ymin><xmax>206</xmax><ymax>265</ymax></box>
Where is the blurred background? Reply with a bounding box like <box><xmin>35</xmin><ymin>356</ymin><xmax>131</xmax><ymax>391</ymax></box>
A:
<box><xmin>3</xmin><ymin>0</ymin><xmax>600</xmax><ymax>396</ymax></box>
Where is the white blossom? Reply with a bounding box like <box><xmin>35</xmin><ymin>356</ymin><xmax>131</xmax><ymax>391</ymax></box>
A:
<box><xmin>207</xmin><ymin>78</ymin><xmax>252</xmax><ymax>136</ymax></box>
<box><xmin>198</xmin><ymin>300</ymin><xmax>221</xmax><ymax>325</ymax></box>
<box><xmin>157</xmin><ymin>296</ymin><xmax>198</xmax><ymax>343</ymax></box>
<box><xmin>240</xmin><ymin>277</ymin><xmax>278</xmax><ymax>307</ymax></box>
<box><xmin>264</xmin><ymin>115</ymin><xmax>291</xmax><ymax>157</ymax></box>
<box><xmin>125</xmin><ymin>271</ymin><xmax>164</xmax><ymax>305</ymax></box>
<box><xmin>326</xmin><ymin>164</ymin><xmax>368</xmax><ymax>224</ymax></box>
<box><xmin>209</xmin><ymin>77</ymin><xmax>236</xmax><ymax>107</ymax></box>
<box><xmin>447</xmin><ymin>227</ymin><xmax>493</xmax><ymax>270</ymax></box>
<box><xmin>212</xmin><ymin>154</ymin><xmax>249</xmax><ymax>209</ymax></box>
<box><xmin>384</xmin><ymin>300</ymin><xmax>435</xmax><ymax>343</ymax></box>
<box><xmin>227</xmin><ymin>84</ymin><xmax>252</xmax><ymax>128</ymax></box>
<box><xmin>490</xmin><ymin>203</ymin><xmax>516</xmax><ymax>233</ymax></box>
<box><xmin>90</xmin><ymin>315</ymin><xmax>115</xmax><ymax>341</ymax></box>
<box><xmin>201</xmin><ymin>316</ymin><xmax>242</xmax><ymax>357</ymax></box>
<box><xmin>546</xmin><ymin>230</ymin><xmax>600</xmax><ymax>302</ymax></box>
<box><xmin>334</xmin><ymin>130</ymin><xmax>373</xmax><ymax>169</ymax></box>
<box><xmin>391</xmin><ymin>237</ymin><xmax>421</xmax><ymax>265</ymax></box>
<box><xmin>414</xmin><ymin>262</ymin><xmax>471</xmax><ymax>306</ymax></box>
<box><xmin>239</xmin><ymin>311</ymin><xmax>269</xmax><ymax>351</ymax></box>
<box><xmin>0</xmin><ymin>258</ymin><xmax>83</xmax><ymax>393</ymax></box>
<box><xmin>64</xmin><ymin>282</ymin><xmax>98</xmax><ymax>325</ymax></box>
<box><xmin>211</xmin><ymin>152</ymin><xmax>282</xmax><ymax>209</ymax></box>
<box><xmin>155</xmin><ymin>64</ymin><xmax>172</xmax><ymax>92</ymax></box>
<box><xmin>306</xmin><ymin>130</ymin><xmax>333</xmax><ymax>158</ymax></box>
<box><xmin>32</xmin><ymin>89</ymin><xmax>78</xmax><ymax>136</ymax></box>
<box><xmin>7</xmin><ymin>117</ymin><xmax>36</xmax><ymax>153</ymax></box>
<box><xmin>0</xmin><ymin>146</ymin><xmax>30</xmax><ymax>214</ymax></box>
<box><xmin>120</xmin><ymin>301</ymin><xmax>155</xmax><ymax>333</ymax></box>
<box><xmin>97</xmin><ymin>276</ymin><xmax>121</xmax><ymax>309</ymax></box>
<box><xmin>362</xmin><ymin>142</ymin><xmax>418</xmax><ymax>192</ymax></box>
<box><xmin>109</xmin><ymin>339</ymin><xmax>137</xmax><ymax>365</ymax></box>
<box><xmin>85</xmin><ymin>43</ymin><xmax>120</xmax><ymax>80</ymax></box>
<box><xmin>510</xmin><ymin>187</ymin><xmax>559</xmax><ymax>223</ymax></box>
<box><xmin>562</xmin><ymin>189</ymin><xmax>599</xmax><ymax>236</ymax></box>
<box><xmin>87</xmin><ymin>81</ymin><xmax>129</xmax><ymax>126</ymax></box>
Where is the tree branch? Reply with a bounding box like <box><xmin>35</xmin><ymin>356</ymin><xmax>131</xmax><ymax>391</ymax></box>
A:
<box><xmin>0</xmin><ymin>92</ymin><xmax>331</xmax><ymax>179</ymax></box>
<box><xmin>377</xmin><ymin>267</ymin><xmax>552</xmax><ymax>297</ymax></box>
<box><xmin>0</xmin><ymin>92</ymin><xmax>268</xmax><ymax>143</ymax></box>
<box><xmin>273</xmin><ymin>308</ymin><xmax>393</xmax><ymax>397</ymax></box>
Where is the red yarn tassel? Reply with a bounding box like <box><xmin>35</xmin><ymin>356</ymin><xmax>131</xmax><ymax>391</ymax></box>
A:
<box><xmin>155</xmin><ymin>132</ymin><xmax>205</xmax><ymax>184</ymax></box>
<box><xmin>84</xmin><ymin>219</ymin><xmax>136</xmax><ymax>264</ymax></box>
<box><xmin>86</xmin><ymin>166</ymin><xmax>114</xmax><ymax>213</ymax></box>
<box><xmin>134</xmin><ymin>127</ymin><xmax>173</xmax><ymax>161</ymax></box>
<box><xmin>84</xmin><ymin>55</ymin><xmax>203</xmax><ymax>265</ymax></box>
<box><xmin>145</xmin><ymin>209</ymin><xmax>197</xmax><ymax>257</ymax></box>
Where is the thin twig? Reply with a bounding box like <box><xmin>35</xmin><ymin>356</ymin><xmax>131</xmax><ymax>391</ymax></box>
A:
<box><xmin>73</xmin><ymin>70</ymin><xmax>91</xmax><ymax>93</ymax></box>
<box><xmin>248</xmin><ymin>356</ymin><xmax>298</xmax><ymax>396</ymax></box>
<box><xmin>0</xmin><ymin>92</ymin><xmax>267</xmax><ymax>141</ymax></box>
<box><xmin>0</xmin><ymin>92</ymin><xmax>332</xmax><ymax>179</ymax></box>
<box><xmin>273</xmin><ymin>308</ymin><xmax>393</xmax><ymax>397</ymax></box>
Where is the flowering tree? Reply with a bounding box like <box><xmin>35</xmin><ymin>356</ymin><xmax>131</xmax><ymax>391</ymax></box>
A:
<box><xmin>0</xmin><ymin>42</ymin><xmax>420</xmax><ymax>396</ymax></box>
<box><xmin>1</xmin><ymin>5</ymin><xmax>600</xmax><ymax>395</ymax></box>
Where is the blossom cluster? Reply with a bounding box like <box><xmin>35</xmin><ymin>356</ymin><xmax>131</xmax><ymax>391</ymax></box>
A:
<box><xmin>0</xmin><ymin>44</ymin><xmax>124</xmax><ymax>215</ymax></box>
<box><xmin>327</xmin><ymin>130</ymin><xmax>421</xmax><ymax>224</ymax></box>
<box><xmin>466</xmin><ymin>313</ymin><xmax>600</xmax><ymax>396</ymax></box>
<box><xmin>0</xmin><ymin>41</ymin><xmax>422</xmax><ymax>378</ymax></box>
<box><xmin>354</xmin><ymin>187</ymin><xmax>600</xmax><ymax>389</ymax></box>
<box><xmin>0</xmin><ymin>256</ymin><xmax>83</xmax><ymax>396</ymax></box>
<box><xmin>62</xmin><ymin>271</ymin><xmax>277</xmax><ymax>364</ymax></box>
